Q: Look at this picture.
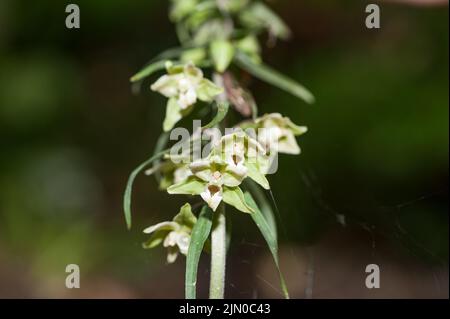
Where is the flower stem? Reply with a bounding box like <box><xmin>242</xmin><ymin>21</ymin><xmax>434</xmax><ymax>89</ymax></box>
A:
<box><xmin>209</xmin><ymin>204</ymin><xmax>226</xmax><ymax>299</ymax></box>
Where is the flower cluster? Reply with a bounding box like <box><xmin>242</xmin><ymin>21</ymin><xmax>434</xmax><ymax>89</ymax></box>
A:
<box><xmin>249</xmin><ymin>113</ymin><xmax>308</xmax><ymax>155</ymax></box>
<box><xmin>167</xmin><ymin>131</ymin><xmax>270</xmax><ymax>213</ymax></box>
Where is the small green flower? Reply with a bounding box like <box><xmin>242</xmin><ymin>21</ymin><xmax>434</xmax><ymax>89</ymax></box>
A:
<box><xmin>190</xmin><ymin>155</ymin><xmax>248</xmax><ymax>210</ymax></box>
<box><xmin>143</xmin><ymin>203</ymin><xmax>197</xmax><ymax>263</ymax></box>
<box><xmin>151</xmin><ymin>62</ymin><xmax>223</xmax><ymax>131</ymax></box>
<box><xmin>254</xmin><ymin>113</ymin><xmax>307</xmax><ymax>155</ymax></box>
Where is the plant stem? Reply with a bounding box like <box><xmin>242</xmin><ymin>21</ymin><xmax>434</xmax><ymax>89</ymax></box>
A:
<box><xmin>209</xmin><ymin>204</ymin><xmax>226</xmax><ymax>299</ymax></box>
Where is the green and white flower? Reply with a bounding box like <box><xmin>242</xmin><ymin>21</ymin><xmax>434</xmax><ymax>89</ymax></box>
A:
<box><xmin>151</xmin><ymin>62</ymin><xmax>223</xmax><ymax>131</ymax></box>
<box><xmin>169</xmin><ymin>0</ymin><xmax>199</xmax><ymax>22</ymax></box>
<box><xmin>213</xmin><ymin>131</ymin><xmax>271</xmax><ymax>189</ymax></box>
<box><xmin>143</xmin><ymin>203</ymin><xmax>197</xmax><ymax>263</ymax></box>
<box><xmin>190</xmin><ymin>155</ymin><xmax>247</xmax><ymax>210</ymax></box>
<box><xmin>145</xmin><ymin>158</ymin><xmax>192</xmax><ymax>190</ymax></box>
<box><xmin>254</xmin><ymin>113</ymin><xmax>307</xmax><ymax>155</ymax></box>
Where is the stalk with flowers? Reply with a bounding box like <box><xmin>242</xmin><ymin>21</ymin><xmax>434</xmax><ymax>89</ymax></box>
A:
<box><xmin>124</xmin><ymin>0</ymin><xmax>314</xmax><ymax>299</ymax></box>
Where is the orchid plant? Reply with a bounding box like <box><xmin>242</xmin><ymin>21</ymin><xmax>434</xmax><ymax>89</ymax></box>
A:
<box><xmin>124</xmin><ymin>0</ymin><xmax>314</xmax><ymax>299</ymax></box>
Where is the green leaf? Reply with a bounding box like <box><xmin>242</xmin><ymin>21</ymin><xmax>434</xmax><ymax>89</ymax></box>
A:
<box><xmin>235</xmin><ymin>52</ymin><xmax>315</xmax><ymax>104</ymax></box>
<box><xmin>244</xmin><ymin>192</ymin><xmax>289</xmax><ymax>299</ymax></box>
<box><xmin>130</xmin><ymin>60</ymin><xmax>168</xmax><ymax>83</ymax></box>
<box><xmin>167</xmin><ymin>177</ymin><xmax>206</xmax><ymax>195</ymax></box>
<box><xmin>210</xmin><ymin>40</ymin><xmax>235</xmax><ymax>73</ymax></box>
<box><xmin>123</xmin><ymin>150</ymin><xmax>168</xmax><ymax>230</ymax></box>
<box><xmin>202</xmin><ymin>102</ymin><xmax>229</xmax><ymax>129</ymax></box>
<box><xmin>222</xmin><ymin>187</ymin><xmax>254</xmax><ymax>214</ymax></box>
<box><xmin>185</xmin><ymin>205</ymin><xmax>213</xmax><ymax>299</ymax></box>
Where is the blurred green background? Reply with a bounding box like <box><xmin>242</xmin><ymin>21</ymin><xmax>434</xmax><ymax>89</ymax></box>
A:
<box><xmin>0</xmin><ymin>0</ymin><xmax>448</xmax><ymax>298</ymax></box>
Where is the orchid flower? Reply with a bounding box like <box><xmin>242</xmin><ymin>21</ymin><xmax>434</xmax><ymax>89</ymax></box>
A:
<box><xmin>143</xmin><ymin>203</ymin><xmax>197</xmax><ymax>263</ymax></box>
<box><xmin>254</xmin><ymin>113</ymin><xmax>307</xmax><ymax>155</ymax></box>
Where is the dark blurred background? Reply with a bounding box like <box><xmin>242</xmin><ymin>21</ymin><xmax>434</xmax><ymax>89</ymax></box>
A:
<box><xmin>0</xmin><ymin>0</ymin><xmax>448</xmax><ymax>298</ymax></box>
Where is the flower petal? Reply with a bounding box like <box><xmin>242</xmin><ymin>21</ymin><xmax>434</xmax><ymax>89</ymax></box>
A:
<box><xmin>173</xmin><ymin>166</ymin><xmax>192</xmax><ymax>184</ymax></box>
<box><xmin>184</xmin><ymin>62</ymin><xmax>204</xmax><ymax>80</ymax></box>
<box><xmin>151</xmin><ymin>74</ymin><xmax>179</xmax><ymax>98</ymax></box>
<box><xmin>197</xmin><ymin>79</ymin><xmax>223</xmax><ymax>102</ymax></box>
<box><xmin>167</xmin><ymin>176</ymin><xmax>206</xmax><ymax>195</ymax></box>
<box><xmin>222</xmin><ymin>163</ymin><xmax>247</xmax><ymax>187</ymax></box>
<box><xmin>190</xmin><ymin>160</ymin><xmax>212</xmax><ymax>182</ymax></box>
<box><xmin>246</xmin><ymin>162</ymin><xmax>270</xmax><ymax>190</ymax></box>
<box><xmin>176</xmin><ymin>232</ymin><xmax>191</xmax><ymax>255</ymax></box>
<box><xmin>163</xmin><ymin>231</ymin><xmax>179</xmax><ymax>247</ymax></box>
<box><xmin>177</xmin><ymin>87</ymin><xmax>197</xmax><ymax>110</ymax></box>
<box><xmin>166</xmin><ymin>246</ymin><xmax>179</xmax><ymax>263</ymax></box>
<box><xmin>278</xmin><ymin>132</ymin><xmax>301</xmax><ymax>155</ymax></box>
<box><xmin>222</xmin><ymin>186</ymin><xmax>254</xmax><ymax>214</ymax></box>
<box><xmin>143</xmin><ymin>221</ymin><xmax>179</xmax><ymax>234</ymax></box>
<box><xmin>163</xmin><ymin>98</ymin><xmax>183</xmax><ymax>132</ymax></box>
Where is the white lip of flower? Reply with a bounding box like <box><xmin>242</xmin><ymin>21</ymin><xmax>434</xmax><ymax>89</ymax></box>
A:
<box><xmin>255</xmin><ymin>113</ymin><xmax>308</xmax><ymax>155</ymax></box>
<box><xmin>163</xmin><ymin>230</ymin><xmax>190</xmax><ymax>262</ymax></box>
<box><xmin>190</xmin><ymin>155</ymin><xmax>248</xmax><ymax>188</ymax></box>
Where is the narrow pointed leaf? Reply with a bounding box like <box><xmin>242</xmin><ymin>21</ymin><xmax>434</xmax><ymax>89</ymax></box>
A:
<box><xmin>186</xmin><ymin>206</ymin><xmax>213</xmax><ymax>299</ymax></box>
<box><xmin>130</xmin><ymin>60</ymin><xmax>168</xmax><ymax>83</ymax></box>
<box><xmin>152</xmin><ymin>132</ymin><xmax>170</xmax><ymax>181</ymax></box>
<box><xmin>244</xmin><ymin>192</ymin><xmax>289</xmax><ymax>299</ymax></box>
<box><xmin>235</xmin><ymin>52</ymin><xmax>315</xmax><ymax>104</ymax></box>
<box><xmin>246</xmin><ymin>162</ymin><xmax>270</xmax><ymax>190</ymax></box>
